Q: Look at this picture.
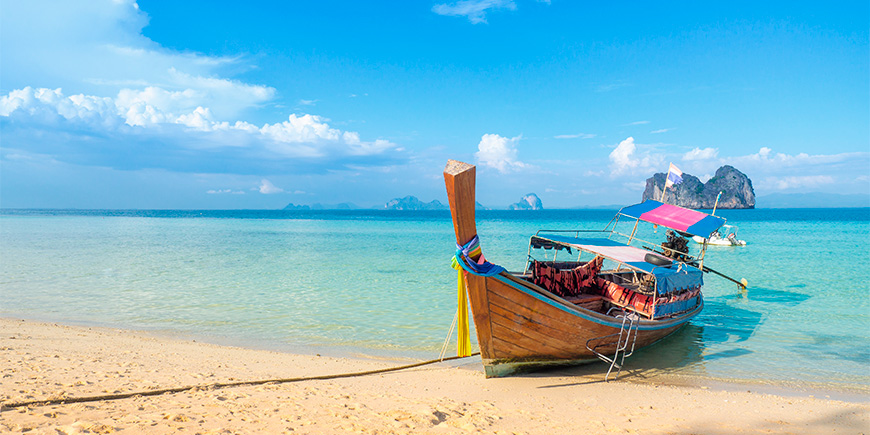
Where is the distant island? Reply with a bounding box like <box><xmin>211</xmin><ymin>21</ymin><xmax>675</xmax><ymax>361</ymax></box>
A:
<box><xmin>382</xmin><ymin>196</ymin><xmax>447</xmax><ymax>210</ymax></box>
<box><xmin>283</xmin><ymin>193</ymin><xmax>548</xmax><ymax>211</ymax></box>
<box><xmin>508</xmin><ymin>193</ymin><xmax>543</xmax><ymax>210</ymax></box>
<box><xmin>643</xmin><ymin>165</ymin><xmax>755</xmax><ymax>209</ymax></box>
<box><xmin>283</xmin><ymin>202</ymin><xmax>359</xmax><ymax>210</ymax></box>
<box><xmin>382</xmin><ymin>194</ymin><xmax>543</xmax><ymax>210</ymax></box>
<box><xmin>381</xmin><ymin>196</ymin><xmax>491</xmax><ymax>210</ymax></box>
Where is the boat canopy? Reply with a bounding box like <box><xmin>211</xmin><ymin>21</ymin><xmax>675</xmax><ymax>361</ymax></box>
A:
<box><xmin>533</xmin><ymin>235</ymin><xmax>703</xmax><ymax>295</ymax></box>
<box><xmin>617</xmin><ymin>200</ymin><xmax>725</xmax><ymax>238</ymax></box>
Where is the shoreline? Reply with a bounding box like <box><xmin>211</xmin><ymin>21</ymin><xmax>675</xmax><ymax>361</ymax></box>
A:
<box><xmin>2</xmin><ymin>318</ymin><xmax>867</xmax><ymax>434</ymax></box>
<box><xmin>4</xmin><ymin>313</ymin><xmax>867</xmax><ymax>402</ymax></box>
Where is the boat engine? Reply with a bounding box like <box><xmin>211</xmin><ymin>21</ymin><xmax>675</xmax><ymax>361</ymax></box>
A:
<box><xmin>661</xmin><ymin>230</ymin><xmax>689</xmax><ymax>261</ymax></box>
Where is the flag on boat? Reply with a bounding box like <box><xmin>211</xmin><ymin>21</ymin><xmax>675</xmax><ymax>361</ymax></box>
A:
<box><xmin>665</xmin><ymin>163</ymin><xmax>683</xmax><ymax>189</ymax></box>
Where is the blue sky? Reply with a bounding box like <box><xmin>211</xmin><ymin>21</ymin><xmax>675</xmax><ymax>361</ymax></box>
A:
<box><xmin>1</xmin><ymin>0</ymin><xmax>867</xmax><ymax>209</ymax></box>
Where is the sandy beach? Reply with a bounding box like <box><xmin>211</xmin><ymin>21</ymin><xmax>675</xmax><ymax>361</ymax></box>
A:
<box><xmin>1</xmin><ymin>318</ymin><xmax>866</xmax><ymax>434</ymax></box>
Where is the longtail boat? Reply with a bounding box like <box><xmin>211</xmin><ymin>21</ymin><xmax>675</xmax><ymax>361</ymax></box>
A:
<box><xmin>444</xmin><ymin>160</ymin><xmax>736</xmax><ymax>379</ymax></box>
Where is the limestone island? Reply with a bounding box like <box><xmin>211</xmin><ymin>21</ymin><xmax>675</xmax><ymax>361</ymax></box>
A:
<box><xmin>643</xmin><ymin>165</ymin><xmax>755</xmax><ymax>209</ymax></box>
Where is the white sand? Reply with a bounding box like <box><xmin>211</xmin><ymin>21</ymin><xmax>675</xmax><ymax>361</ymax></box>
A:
<box><xmin>1</xmin><ymin>318</ymin><xmax>867</xmax><ymax>434</ymax></box>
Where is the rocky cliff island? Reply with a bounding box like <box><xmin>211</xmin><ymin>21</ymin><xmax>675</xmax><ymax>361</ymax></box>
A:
<box><xmin>509</xmin><ymin>193</ymin><xmax>543</xmax><ymax>210</ymax></box>
<box><xmin>643</xmin><ymin>165</ymin><xmax>755</xmax><ymax>209</ymax></box>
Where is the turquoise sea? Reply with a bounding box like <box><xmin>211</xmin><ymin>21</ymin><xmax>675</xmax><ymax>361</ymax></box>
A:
<box><xmin>1</xmin><ymin>208</ymin><xmax>868</xmax><ymax>394</ymax></box>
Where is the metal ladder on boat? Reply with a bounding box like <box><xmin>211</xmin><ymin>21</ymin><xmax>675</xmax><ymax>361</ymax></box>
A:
<box><xmin>585</xmin><ymin>311</ymin><xmax>639</xmax><ymax>381</ymax></box>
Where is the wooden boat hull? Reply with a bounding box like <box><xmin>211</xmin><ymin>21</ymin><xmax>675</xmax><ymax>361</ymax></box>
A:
<box><xmin>475</xmin><ymin>272</ymin><xmax>701</xmax><ymax>377</ymax></box>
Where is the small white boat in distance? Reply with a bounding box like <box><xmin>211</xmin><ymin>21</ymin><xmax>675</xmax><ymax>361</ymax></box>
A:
<box><xmin>692</xmin><ymin>224</ymin><xmax>746</xmax><ymax>246</ymax></box>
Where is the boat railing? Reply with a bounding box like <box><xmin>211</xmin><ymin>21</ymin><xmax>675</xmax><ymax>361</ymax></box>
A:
<box><xmin>534</xmin><ymin>229</ymin><xmax>613</xmax><ymax>238</ymax></box>
<box><xmin>526</xmin><ymin>230</ymin><xmax>611</xmax><ymax>272</ymax></box>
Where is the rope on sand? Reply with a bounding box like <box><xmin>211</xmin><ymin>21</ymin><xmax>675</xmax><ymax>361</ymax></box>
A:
<box><xmin>0</xmin><ymin>352</ymin><xmax>480</xmax><ymax>411</ymax></box>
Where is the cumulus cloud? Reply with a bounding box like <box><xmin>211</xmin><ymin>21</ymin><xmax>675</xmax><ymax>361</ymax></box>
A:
<box><xmin>1</xmin><ymin>1</ymin><xmax>274</xmax><ymax>120</ymax></box>
<box><xmin>608</xmin><ymin>137</ymin><xmax>662</xmax><ymax>176</ymax></box>
<box><xmin>674</xmin><ymin>146</ymin><xmax>869</xmax><ymax>194</ymax></box>
<box><xmin>432</xmin><ymin>0</ymin><xmax>517</xmax><ymax>24</ymax></box>
<box><xmin>0</xmin><ymin>87</ymin><xmax>400</xmax><ymax>172</ymax></box>
<box><xmin>728</xmin><ymin>147</ymin><xmax>869</xmax><ymax>171</ymax></box>
<box><xmin>475</xmin><ymin>133</ymin><xmax>527</xmax><ymax>173</ymax></box>
<box><xmin>683</xmin><ymin>147</ymin><xmax>719</xmax><ymax>161</ymax></box>
<box><xmin>0</xmin><ymin>1</ymin><xmax>408</xmax><ymax>178</ymax></box>
<box><xmin>609</xmin><ymin>137</ymin><xmax>638</xmax><ymax>171</ymax></box>
<box><xmin>258</xmin><ymin>179</ymin><xmax>284</xmax><ymax>194</ymax></box>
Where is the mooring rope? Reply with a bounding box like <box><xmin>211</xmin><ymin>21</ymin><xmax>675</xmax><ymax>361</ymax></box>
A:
<box><xmin>0</xmin><ymin>352</ymin><xmax>480</xmax><ymax>411</ymax></box>
<box><xmin>438</xmin><ymin>310</ymin><xmax>459</xmax><ymax>361</ymax></box>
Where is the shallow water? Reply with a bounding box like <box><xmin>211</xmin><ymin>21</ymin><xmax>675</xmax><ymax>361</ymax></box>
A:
<box><xmin>1</xmin><ymin>208</ymin><xmax>868</xmax><ymax>391</ymax></box>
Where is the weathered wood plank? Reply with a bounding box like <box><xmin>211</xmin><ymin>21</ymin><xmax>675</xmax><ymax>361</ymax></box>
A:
<box><xmin>488</xmin><ymin>301</ymin><xmax>590</xmax><ymax>351</ymax></box>
<box><xmin>489</xmin><ymin>307</ymin><xmax>581</xmax><ymax>355</ymax></box>
<box><xmin>486</xmin><ymin>276</ymin><xmax>687</xmax><ymax>356</ymax></box>
<box><xmin>490</xmin><ymin>336</ymin><xmax>538</xmax><ymax>359</ymax></box>
<box><xmin>489</xmin><ymin>322</ymin><xmax>578</xmax><ymax>359</ymax></box>
<box><xmin>444</xmin><ymin>160</ymin><xmax>494</xmax><ymax>360</ymax></box>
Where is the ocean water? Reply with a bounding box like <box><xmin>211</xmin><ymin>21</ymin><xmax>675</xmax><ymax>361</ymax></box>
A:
<box><xmin>1</xmin><ymin>208</ymin><xmax>868</xmax><ymax>393</ymax></box>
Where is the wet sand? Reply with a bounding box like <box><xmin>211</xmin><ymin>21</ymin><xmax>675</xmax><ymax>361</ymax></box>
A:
<box><xmin>1</xmin><ymin>318</ymin><xmax>867</xmax><ymax>434</ymax></box>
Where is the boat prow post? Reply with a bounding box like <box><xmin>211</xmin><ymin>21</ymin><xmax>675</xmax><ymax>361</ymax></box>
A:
<box><xmin>443</xmin><ymin>160</ymin><xmax>479</xmax><ymax>251</ymax></box>
<box><xmin>443</xmin><ymin>160</ymin><xmax>496</xmax><ymax>368</ymax></box>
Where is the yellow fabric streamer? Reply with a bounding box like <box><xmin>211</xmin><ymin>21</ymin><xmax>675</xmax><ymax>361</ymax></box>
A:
<box><xmin>451</xmin><ymin>257</ymin><xmax>472</xmax><ymax>357</ymax></box>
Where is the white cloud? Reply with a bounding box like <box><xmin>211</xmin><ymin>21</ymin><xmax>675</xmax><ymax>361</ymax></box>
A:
<box><xmin>683</xmin><ymin>147</ymin><xmax>719</xmax><ymax>161</ymax></box>
<box><xmin>261</xmin><ymin>114</ymin><xmax>341</xmax><ymax>145</ymax></box>
<box><xmin>258</xmin><ymin>179</ymin><xmax>284</xmax><ymax>194</ymax></box>
<box><xmin>0</xmin><ymin>1</ymin><xmax>275</xmax><ymax>122</ymax></box>
<box><xmin>475</xmin><ymin>133</ymin><xmax>527</xmax><ymax>173</ymax></box>
<box><xmin>432</xmin><ymin>0</ymin><xmax>517</xmax><ymax>24</ymax></box>
<box><xmin>763</xmin><ymin>175</ymin><xmax>835</xmax><ymax>190</ymax></box>
<box><xmin>729</xmin><ymin>147</ymin><xmax>868</xmax><ymax>171</ymax></box>
<box><xmin>608</xmin><ymin>137</ymin><xmax>662</xmax><ymax>176</ymax></box>
<box><xmin>650</xmin><ymin>128</ymin><xmax>673</xmax><ymax>134</ymax></box>
<box><xmin>674</xmin><ymin>146</ymin><xmax>869</xmax><ymax>195</ymax></box>
<box><xmin>624</xmin><ymin>120</ymin><xmax>650</xmax><ymax>126</ymax></box>
<box><xmin>554</xmin><ymin>133</ymin><xmax>596</xmax><ymax>139</ymax></box>
<box><xmin>0</xmin><ymin>87</ymin><xmax>399</xmax><ymax>168</ymax></box>
<box><xmin>0</xmin><ymin>2</ymin><xmax>407</xmax><ymax>176</ymax></box>
<box><xmin>298</xmin><ymin>99</ymin><xmax>317</xmax><ymax>106</ymax></box>
<box><xmin>609</xmin><ymin>137</ymin><xmax>638</xmax><ymax>172</ymax></box>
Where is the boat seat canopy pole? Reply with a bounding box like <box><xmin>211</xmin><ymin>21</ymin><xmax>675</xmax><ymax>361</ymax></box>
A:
<box><xmin>444</xmin><ymin>160</ymin><xmax>481</xmax><ymax>261</ymax></box>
